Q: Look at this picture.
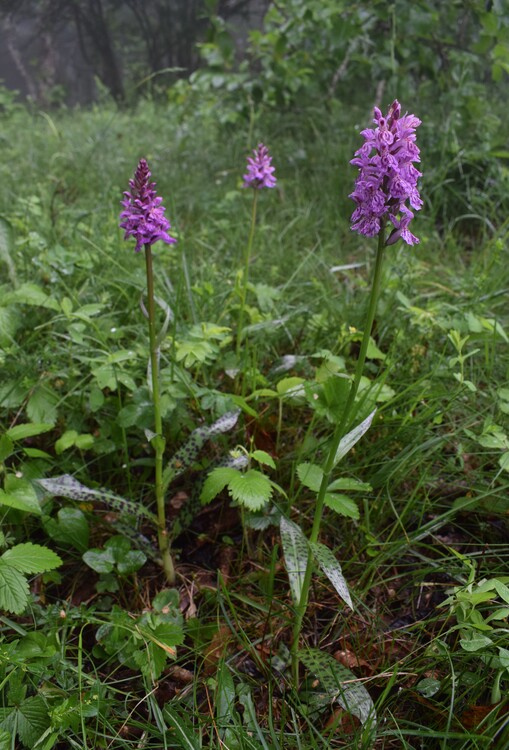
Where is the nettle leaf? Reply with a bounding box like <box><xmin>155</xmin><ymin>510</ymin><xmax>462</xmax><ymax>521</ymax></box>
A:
<box><xmin>333</xmin><ymin>409</ymin><xmax>376</xmax><ymax>466</ymax></box>
<box><xmin>280</xmin><ymin>517</ymin><xmax>309</xmax><ymax>606</ymax></box>
<box><xmin>297</xmin><ymin>463</ymin><xmax>323</xmax><ymax>492</ymax></box>
<box><xmin>324</xmin><ymin>493</ymin><xmax>359</xmax><ymax>520</ymax></box>
<box><xmin>0</xmin><ymin>561</ymin><xmax>29</xmax><ymax>614</ymax></box>
<box><xmin>227</xmin><ymin>470</ymin><xmax>273</xmax><ymax>511</ymax></box>
<box><xmin>200</xmin><ymin>467</ymin><xmax>238</xmax><ymax>505</ymax></box>
<box><xmin>37</xmin><ymin>475</ymin><xmax>156</xmax><ymax>523</ymax></box>
<box><xmin>299</xmin><ymin>648</ymin><xmax>376</xmax><ymax>730</ymax></box>
<box><xmin>1</xmin><ymin>544</ymin><xmax>62</xmax><ymax>574</ymax></box>
<box><xmin>309</xmin><ymin>542</ymin><xmax>353</xmax><ymax>609</ymax></box>
<box><xmin>163</xmin><ymin>410</ymin><xmax>240</xmax><ymax>487</ymax></box>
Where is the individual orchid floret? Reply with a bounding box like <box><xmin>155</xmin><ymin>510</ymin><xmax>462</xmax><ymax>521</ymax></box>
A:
<box><xmin>243</xmin><ymin>143</ymin><xmax>277</xmax><ymax>189</ymax></box>
<box><xmin>120</xmin><ymin>158</ymin><xmax>177</xmax><ymax>252</ymax></box>
<box><xmin>349</xmin><ymin>100</ymin><xmax>422</xmax><ymax>245</ymax></box>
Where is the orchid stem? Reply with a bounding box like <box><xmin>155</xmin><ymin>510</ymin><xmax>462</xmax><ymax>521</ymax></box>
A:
<box><xmin>291</xmin><ymin>225</ymin><xmax>387</xmax><ymax>684</ymax></box>
<box><xmin>236</xmin><ymin>190</ymin><xmax>258</xmax><ymax>365</ymax></box>
<box><xmin>145</xmin><ymin>244</ymin><xmax>175</xmax><ymax>586</ymax></box>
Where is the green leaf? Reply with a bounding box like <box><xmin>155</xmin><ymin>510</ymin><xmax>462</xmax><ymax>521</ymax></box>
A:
<box><xmin>333</xmin><ymin>410</ymin><xmax>376</xmax><ymax>466</ymax></box>
<box><xmin>7</xmin><ymin>283</ymin><xmax>59</xmax><ymax>311</ymax></box>
<box><xmin>0</xmin><ymin>727</ymin><xmax>11</xmax><ymax>750</ymax></box>
<box><xmin>494</xmin><ymin>579</ymin><xmax>509</xmax><ymax>604</ymax></box>
<box><xmin>327</xmin><ymin>477</ymin><xmax>372</xmax><ymax>493</ymax></box>
<box><xmin>299</xmin><ymin>648</ymin><xmax>376</xmax><ymax>730</ymax></box>
<box><xmin>54</xmin><ymin>430</ymin><xmax>79</xmax><ymax>454</ymax></box>
<box><xmin>297</xmin><ymin>462</ymin><xmax>323</xmax><ymax>492</ymax></box>
<box><xmin>251</xmin><ymin>450</ymin><xmax>276</xmax><ymax>469</ymax></box>
<box><xmin>27</xmin><ymin>386</ymin><xmax>59</xmax><ymax>426</ymax></box>
<box><xmin>82</xmin><ymin>548</ymin><xmax>115</xmax><ymax>574</ymax></box>
<box><xmin>0</xmin><ymin>477</ymin><xmax>41</xmax><ymax>515</ymax></box>
<box><xmin>43</xmin><ymin>507</ymin><xmax>90</xmax><ymax>553</ymax></box>
<box><xmin>280</xmin><ymin>517</ymin><xmax>309</xmax><ymax>606</ymax></box>
<box><xmin>200</xmin><ymin>467</ymin><xmax>238</xmax><ymax>505</ymax></box>
<box><xmin>226</xmin><ymin>469</ymin><xmax>272</xmax><ymax>511</ymax></box>
<box><xmin>117</xmin><ymin>550</ymin><xmax>147</xmax><ymax>575</ymax></box>
<box><xmin>163</xmin><ymin>707</ymin><xmax>201</xmax><ymax>750</ymax></box>
<box><xmin>276</xmin><ymin>377</ymin><xmax>306</xmax><ymax>402</ymax></box>
<box><xmin>16</xmin><ymin>696</ymin><xmax>51</xmax><ymax>746</ymax></box>
<box><xmin>0</xmin><ymin>561</ymin><xmax>29</xmax><ymax>614</ymax></box>
<box><xmin>1</xmin><ymin>544</ymin><xmax>62</xmax><ymax>574</ymax></box>
<box><xmin>216</xmin><ymin>660</ymin><xmax>236</xmax><ymax>727</ymax></box>
<box><xmin>324</xmin><ymin>493</ymin><xmax>359</xmax><ymax>519</ymax></box>
<box><xmin>5</xmin><ymin>423</ymin><xmax>53</xmax><ymax>441</ymax></box>
<box><xmin>0</xmin><ymin>215</ymin><xmax>16</xmax><ymax>286</ymax></box>
<box><xmin>309</xmin><ymin>542</ymin><xmax>353</xmax><ymax>609</ymax></box>
<box><xmin>0</xmin><ymin>435</ymin><xmax>13</xmax><ymax>462</ymax></box>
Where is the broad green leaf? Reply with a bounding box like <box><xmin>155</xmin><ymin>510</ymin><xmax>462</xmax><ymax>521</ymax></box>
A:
<box><xmin>297</xmin><ymin>462</ymin><xmax>323</xmax><ymax>492</ymax></box>
<box><xmin>8</xmin><ymin>283</ymin><xmax>59</xmax><ymax>311</ymax></box>
<box><xmin>280</xmin><ymin>517</ymin><xmax>309</xmax><ymax>605</ymax></box>
<box><xmin>460</xmin><ymin>633</ymin><xmax>493</xmax><ymax>651</ymax></box>
<box><xmin>16</xmin><ymin>696</ymin><xmax>50</xmax><ymax>746</ymax></box>
<box><xmin>55</xmin><ymin>430</ymin><xmax>79</xmax><ymax>454</ymax></box>
<box><xmin>0</xmin><ymin>728</ymin><xmax>10</xmax><ymax>750</ymax></box>
<box><xmin>200</xmin><ymin>467</ymin><xmax>238</xmax><ymax>505</ymax></box>
<box><xmin>299</xmin><ymin>648</ymin><xmax>376</xmax><ymax>730</ymax></box>
<box><xmin>6</xmin><ymin>423</ymin><xmax>53</xmax><ymax>441</ymax></box>
<box><xmin>216</xmin><ymin>660</ymin><xmax>236</xmax><ymax>727</ymax></box>
<box><xmin>43</xmin><ymin>507</ymin><xmax>90</xmax><ymax>552</ymax></box>
<box><xmin>276</xmin><ymin>377</ymin><xmax>306</xmax><ymax>402</ymax></box>
<box><xmin>0</xmin><ymin>307</ymin><xmax>19</xmax><ymax>348</ymax></box>
<box><xmin>0</xmin><ymin>435</ymin><xmax>13</xmax><ymax>462</ymax></box>
<box><xmin>494</xmin><ymin>579</ymin><xmax>509</xmax><ymax>604</ymax></box>
<box><xmin>415</xmin><ymin>678</ymin><xmax>441</xmax><ymax>697</ymax></box>
<box><xmin>309</xmin><ymin>542</ymin><xmax>353</xmax><ymax>609</ymax></box>
<box><xmin>0</xmin><ymin>561</ymin><xmax>29</xmax><ymax>614</ymax></box>
<box><xmin>82</xmin><ymin>548</ymin><xmax>115</xmax><ymax>574</ymax></box>
<box><xmin>333</xmin><ymin>409</ymin><xmax>376</xmax><ymax>466</ymax></box>
<box><xmin>27</xmin><ymin>386</ymin><xmax>58</xmax><ymax>426</ymax></box>
<box><xmin>117</xmin><ymin>550</ymin><xmax>147</xmax><ymax>575</ymax></box>
<box><xmin>226</xmin><ymin>469</ymin><xmax>272</xmax><ymax>511</ymax></box>
<box><xmin>251</xmin><ymin>450</ymin><xmax>276</xmax><ymax>469</ymax></box>
<box><xmin>327</xmin><ymin>477</ymin><xmax>372</xmax><ymax>492</ymax></box>
<box><xmin>0</xmin><ymin>477</ymin><xmax>41</xmax><ymax>515</ymax></box>
<box><xmin>1</xmin><ymin>544</ymin><xmax>62</xmax><ymax>574</ymax></box>
<box><xmin>324</xmin><ymin>493</ymin><xmax>359</xmax><ymax>519</ymax></box>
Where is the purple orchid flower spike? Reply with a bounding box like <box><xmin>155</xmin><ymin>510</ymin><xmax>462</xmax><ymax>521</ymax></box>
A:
<box><xmin>349</xmin><ymin>100</ymin><xmax>422</xmax><ymax>245</ymax></box>
<box><xmin>243</xmin><ymin>143</ymin><xmax>277</xmax><ymax>189</ymax></box>
<box><xmin>120</xmin><ymin>158</ymin><xmax>177</xmax><ymax>252</ymax></box>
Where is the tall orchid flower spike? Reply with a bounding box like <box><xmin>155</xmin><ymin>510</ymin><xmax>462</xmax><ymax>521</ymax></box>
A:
<box><xmin>119</xmin><ymin>159</ymin><xmax>176</xmax><ymax>585</ymax></box>
<box><xmin>120</xmin><ymin>158</ymin><xmax>177</xmax><ymax>252</ymax></box>
<box><xmin>349</xmin><ymin>100</ymin><xmax>422</xmax><ymax>245</ymax></box>
<box><xmin>243</xmin><ymin>143</ymin><xmax>277</xmax><ymax>189</ymax></box>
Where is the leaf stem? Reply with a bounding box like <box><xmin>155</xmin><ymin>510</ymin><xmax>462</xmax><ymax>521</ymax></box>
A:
<box><xmin>145</xmin><ymin>244</ymin><xmax>175</xmax><ymax>585</ymax></box>
<box><xmin>291</xmin><ymin>225</ymin><xmax>387</xmax><ymax>683</ymax></box>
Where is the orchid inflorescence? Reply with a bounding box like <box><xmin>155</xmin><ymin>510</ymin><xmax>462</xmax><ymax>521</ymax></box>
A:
<box><xmin>350</xmin><ymin>99</ymin><xmax>422</xmax><ymax>245</ymax></box>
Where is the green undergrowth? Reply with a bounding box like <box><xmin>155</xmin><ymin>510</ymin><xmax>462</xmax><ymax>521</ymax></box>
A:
<box><xmin>0</xmin><ymin>93</ymin><xmax>508</xmax><ymax>749</ymax></box>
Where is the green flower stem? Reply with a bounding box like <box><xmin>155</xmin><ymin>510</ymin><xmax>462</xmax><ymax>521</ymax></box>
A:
<box><xmin>291</xmin><ymin>225</ymin><xmax>387</xmax><ymax>683</ymax></box>
<box><xmin>144</xmin><ymin>244</ymin><xmax>176</xmax><ymax>586</ymax></box>
<box><xmin>236</xmin><ymin>190</ymin><xmax>258</xmax><ymax>362</ymax></box>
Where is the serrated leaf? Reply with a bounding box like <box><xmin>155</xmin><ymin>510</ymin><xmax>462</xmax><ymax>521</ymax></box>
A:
<box><xmin>26</xmin><ymin>386</ymin><xmax>58</xmax><ymax>425</ymax></box>
<box><xmin>5</xmin><ymin>423</ymin><xmax>53</xmax><ymax>441</ymax></box>
<box><xmin>37</xmin><ymin>475</ymin><xmax>156</xmax><ymax>522</ymax></box>
<box><xmin>251</xmin><ymin>450</ymin><xmax>276</xmax><ymax>469</ymax></box>
<box><xmin>297</xmin><ymin>462</ymin><xmax>323</xmax><ymax>492</ymax></box>
<box><xmin>309</xmin><ymin>542</ymin><xmax>353</xmax><ymax>609</ymax></box>
<box><xmin>16</xmin><ymin>696</ymin><xmax>50</xmax><ymax>746</ymax></box>
<box><xmin>227</xmin><ymin>469</ymin><xmax>272</xmax><ymax>511</ymax></box>
<box><xmin>333</xmin><ymin>409</ymin><xmax>376</xmax><ymax>466</ymax></box>
<box><xmin>200</xmin><ymin>467</ymin><xmax>238</xmax><ymax>505</ymax></box>
<box><xmin>280</xmin><ymin>517</ymin><xmax>309</xmax><ymax>605</ymax></box>
<box><xmin>1</xmin><ymin>544</ymin><xmax>62</xmax><ymax>574</ymax></box>
<box><xmin>299</xmin><ymin>648</ymin><xmax>376</xmax><ymax>730</ymax></box>
<box><xmin>324</xmin><ymin>493</ymin><xmax>359</xmax><ymax>519</ymax></box>
<box><xmin>0</xmin><ymin>561</ymin><xmax>29</xmax><ymax>614</ymax></box>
